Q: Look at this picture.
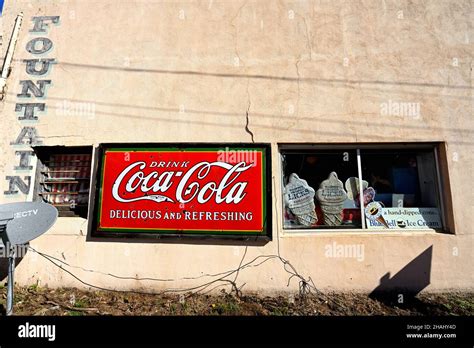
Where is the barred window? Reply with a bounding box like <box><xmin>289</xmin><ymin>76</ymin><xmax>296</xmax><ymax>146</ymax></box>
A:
<box><xmin>34</xmin><ymin>146</ymin><xmax>93</xmax><ymax>217</ymax></box>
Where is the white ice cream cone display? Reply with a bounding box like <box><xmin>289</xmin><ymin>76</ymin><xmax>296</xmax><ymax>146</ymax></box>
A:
<box><xmin>284</xmin><ymin>173</ymin><xmax>317</xmax><ymax>226</ymax></box>
<box><xmin>316</xmin><ymin>172</ymin><xmax>347</xmax><ymax>226</ymax></box>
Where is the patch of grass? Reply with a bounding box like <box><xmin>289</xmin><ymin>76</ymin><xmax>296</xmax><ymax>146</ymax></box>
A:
<box><xmin>452</xmin><ymin>298</ymin><xmax>474</xmax><ymax>311</ymax></box>
<box><xmin>74</xmin><ymin>299</ymin><xmax>88</xmax><ymax>308</ymax></box>
<box><xmin>210</xmin><ymin>301</ymin><xmax>240</xmax><ymax>315</ymax></box>
<box><xmin>270</xmin><ymin>306</ymin><xmax>290</xmax><ymax>316</ymax></box>
<box><xmin>13</xmin><ymin>296</ymin><xmax>23</xmax><ymax>304</ymax></box>
<box><xmin>442</xmin><ymin>302</ymin><xmax>452</xmax><ymax>310</ymax></box>
<box><xmin>5</xmin><ymin>286</ymin><xmax>474</xmax><ymax>316</ymax></box>
<box><xmin>28</xmin><ymin>282</ymin><xmax>40</xmax><ymax>292</ymax></box>
<box><xmin>169</xmin><ymin>303</ymin><xmax>177</xmax><ymax>315</ymax></box>
<box><xmin>180</xmin><ymin>302</ymin><xmax>188</xmax><ymax>313</ymax></box>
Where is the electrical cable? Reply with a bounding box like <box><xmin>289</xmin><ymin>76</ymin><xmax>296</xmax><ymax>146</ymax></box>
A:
<box><xmin>22</xmin><ymin>175</ymin><xmax>347</xmax><ymax>311</ymax></box>
<box><xmin>27</xmin><ymin>245</ymin><xmax>346</xmax><ymax>312</ymax></box>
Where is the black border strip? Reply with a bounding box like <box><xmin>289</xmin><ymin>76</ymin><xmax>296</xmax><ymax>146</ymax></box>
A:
<box><xmin>87</xmin><ymin>143</ymin><xmax>272</xmax><ymax>243</ymax></box>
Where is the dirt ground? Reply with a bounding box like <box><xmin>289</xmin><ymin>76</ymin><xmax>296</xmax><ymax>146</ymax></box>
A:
<box><xmin>1</xmin><ymin>286</ymin><xmax>473</xmax><ymax>316</ymax></box>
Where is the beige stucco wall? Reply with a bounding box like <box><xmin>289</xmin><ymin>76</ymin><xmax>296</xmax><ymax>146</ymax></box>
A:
<box><xmin>0</xmin><ymin>0</ymin><xmax>472</xmax><ymax>293</ymax></box>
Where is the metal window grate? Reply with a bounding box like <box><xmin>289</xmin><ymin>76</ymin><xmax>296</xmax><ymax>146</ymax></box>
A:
<box><xmin>38</xmin><ymin>153</ymin><xmax>92</xmax><ymax>217</ymax></box>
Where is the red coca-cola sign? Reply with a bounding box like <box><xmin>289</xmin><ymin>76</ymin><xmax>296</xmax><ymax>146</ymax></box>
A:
<box><xmin>90</xmin><ymin>144</ymin><xmax>271</xmax><ymax>239</ymax></box>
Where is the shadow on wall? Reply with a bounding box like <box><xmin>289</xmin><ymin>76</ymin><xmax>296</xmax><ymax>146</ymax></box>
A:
<box><xmin>0</xmin><ymin>252</ymin><xmax>25</xmax><ymax>282</ymax></box>
<box><xmin>0</xmin><ymin>253</ymin><xmax>23</xmax><ymax>315</ymax></box>
<box><xmin>0</xmin><ymin>229</ymin><xmax>27</xmax><ymax>282</ymax></box>
<box><xmin>0</xmin><ymin>244</ymin><xmax>26</xmax><ymax>314</ymax></box>
<box><xmin>369</xmin><ymin>245</ymin><xmax>432</xmax><ymax>305</ymax></box>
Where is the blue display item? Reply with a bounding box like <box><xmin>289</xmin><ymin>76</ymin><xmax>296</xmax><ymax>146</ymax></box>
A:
<box><xmin>375</xmin><ymin>193</ymin><xmax>392</xmax><ymax>207</ymax></box>
<box><xmin>392</xmin><ymin>168</ymin><xmax>418</xmax><ymax>194</ymax></box>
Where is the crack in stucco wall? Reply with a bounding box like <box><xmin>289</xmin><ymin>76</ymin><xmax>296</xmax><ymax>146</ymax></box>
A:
<box><xmin>244</xmin><ymin>79</ymin><xmax>254</xmax><ymax>143</ymax></box>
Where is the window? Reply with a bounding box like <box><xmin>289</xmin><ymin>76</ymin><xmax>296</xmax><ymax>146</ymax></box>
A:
<box><xmin>281</xmin><ymin>144</ymin><xmax>446</xmax><ymax>232</ymax></box>
<box><xmin>33</xmin><ymin>146</ymin><xmax>93</xmax><ymax>218</ymax></box>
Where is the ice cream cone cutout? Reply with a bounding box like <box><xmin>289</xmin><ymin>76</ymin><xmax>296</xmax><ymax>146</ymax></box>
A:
<box><xmin>316</xmin><ymin>172</ymin><xmax>347</xmax><ymax>226</ymax></box>
<box><xmin>345</xmin><ymin>177</ymin><xmax>376</xmax><ymax>207</ymax></box>
<box><xmin>364</xmin><ymin>201</ymin><xmax>389</xmax><ymax>228</ymax></box>
<box><xmin>284</xmin><ymin>173</ymin><xmax>317</xmax><ymax>226</ymax></box>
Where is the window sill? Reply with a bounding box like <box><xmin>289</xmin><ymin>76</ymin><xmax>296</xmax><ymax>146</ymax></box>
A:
<box><xmin>280</xmin><ymin>228</ymin><xmax>449</xmax><ymax>237</ymax></box>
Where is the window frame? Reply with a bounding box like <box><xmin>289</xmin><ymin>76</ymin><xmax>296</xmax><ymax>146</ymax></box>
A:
<box><xmin>32</xmin><ymin>145</ymin><xmax>93</xmax><ymax>218</ymax></box>
<box><xmin>279</xmin><ymin>142</ymin><xmax>451</xmax><ymax>234</ymax></box>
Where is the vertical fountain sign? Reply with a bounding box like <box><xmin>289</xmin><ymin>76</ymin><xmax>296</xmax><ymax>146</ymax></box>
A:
<box><xmin>89</xmin><ymin>144</ymin><xmax>272</xmax><ymax>240</ymax></box>
<box><xmin>4</xmin><ymin>16</ymin><xmax>60</xmax><ymax>197</ymax></box>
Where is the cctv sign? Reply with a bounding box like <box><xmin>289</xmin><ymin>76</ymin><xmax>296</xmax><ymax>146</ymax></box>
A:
<box><xmin>90</xmin><ymin>144</ymin><xmax>271</xmax><ymax>239</ymax></box>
